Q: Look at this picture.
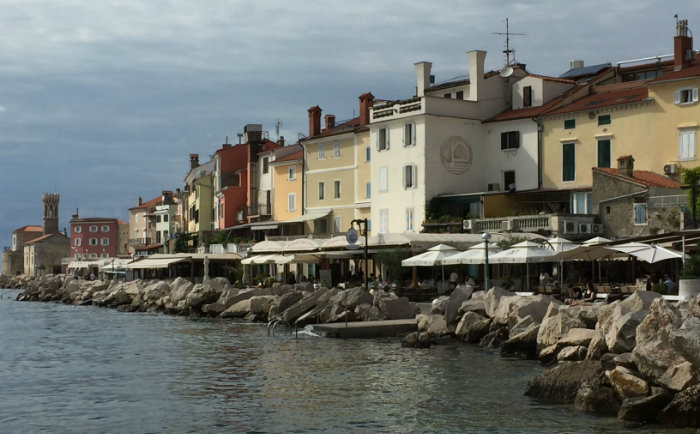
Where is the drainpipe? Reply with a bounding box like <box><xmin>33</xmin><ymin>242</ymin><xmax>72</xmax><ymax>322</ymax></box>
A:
<box><xmin>533</xmin><ymin>116</ymin><xmax>543</xmax><ymax>190</ymax></box>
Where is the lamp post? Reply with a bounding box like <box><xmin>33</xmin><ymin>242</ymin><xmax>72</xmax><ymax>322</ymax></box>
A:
<box><xmin>482</xmin><ymin>232</ymin><xmax>491</xmax><ymax>291</ymax></box>
<box><xmin>349</xmin><ymin>218</ymin><xmax>369</xmax><ymax>290</ymax></box>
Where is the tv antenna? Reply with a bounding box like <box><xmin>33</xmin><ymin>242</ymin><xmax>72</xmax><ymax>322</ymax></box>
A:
<box><xmin>275</xmin><ymin>120</ymin><xmax>282</xmax><ymax>141</ymax></box>
<box><xmin>493</xmin><ymin>18</ymin><xmax>526</xmax><ymax>66</ymax></box>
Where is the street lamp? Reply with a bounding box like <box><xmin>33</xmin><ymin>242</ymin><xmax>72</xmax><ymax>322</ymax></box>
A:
<box><xmin>482</xmin><ymin>232</ymin><xmax>491</xmax><ymax>291</ymax></box>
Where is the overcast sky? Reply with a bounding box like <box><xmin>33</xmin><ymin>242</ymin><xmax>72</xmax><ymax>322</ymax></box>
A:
<box><xmin>1</xmin><ymin>0</ymin><xmax>698</xmax><ymax>257</ymax></box>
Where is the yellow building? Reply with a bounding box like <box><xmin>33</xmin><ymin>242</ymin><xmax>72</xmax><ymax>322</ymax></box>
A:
<box><xmin>270</xmin><ymin>144</ymin><xmax>304</xmax><ymax>235</ymax></box>
<box><xmin>302</xmin><ymin>93</ymin><xmax>375</xmax><ymax>236</ymax></box>
<box><xmin>184</xmin><ymin>154</ymin><xmax>216</xmax><ymax>235</ymax></box>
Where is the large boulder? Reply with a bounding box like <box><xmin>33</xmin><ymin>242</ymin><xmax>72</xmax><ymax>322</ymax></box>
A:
<box><xmin>525</xmin><ymin>360</ymin><xmax>604</xmax><ymax>403</ymax></box>
<box><xmin>557</xmin><ymin>345</ymin><xmax>587</xmax><ymax>362</ymax></box>
<box><xmin>143</xmin><ymin>280</ymin><xmax>170</xmax><ymax>302</ymax></box>
<box><xmin>454</xmin><ymin>311</ymin><xmax>491</xmax><ymax>343</ymax></box>
<box><xmin>558</xmin><ymin>328</ymin><xmax>596</xmax><ymax>348</ymax></box>
<box><xmin>221</xmin><ymin>299</ymin><xmax>251</xmax><ymax>318</ymax></box>
<box><xmin>617</xmin><ymin>387</ymin><xmax>673</xmax><ymax>423</ymax></box>
<box><xmin>380</xmin><ymin>296</ymin><xmax>419</xmax><ymax>320</ymax></box>
<box><xmin>249</xmin><ymin>295</ymin><xmax>277</xmax><ymax>315</ymax></box>
<box><xmin>657</xmin><ymin>361</ymin><xmax>699</xmax><ymax>392</ymax></box>
<box><xmin>431</xmin><ymin>296</ymin><xmax>450</xmax><ymax>314</ymax></box>
<box><xmin>509</xmin><ymin>295</ymin><xmax>559</xmax><ymax>326</ymax></box>
<box><xmin>536</xmin><ymin>305</ymin><xmax>586</xmax><ymax>352</ymax></box>
<box><xmin>169</xmin><ymin>277</ymin><xmax>194</xmax><ymax>304</ymax></box>
<box><xmin>657</xmin><ymin>384</ymin><xmax>700</xmax><ymax>428</ymax></box>
<box><xmin>333</xmin><ymin>287</ymin><xmax>373</xmax><ymax>311</ymax></box>
<box><xmin>605</xmin><ymin>310</ymin><xmax>647</xmax><ymax>353</ymax></box>
<box><xmin>402</xmin><ymin>331</ymin><xmax>432</xmax><ymax>348</ymax></box>
<box><xmin>268</xmin><ymin>291</ymin><xmax>304</xmax><ymax>319</ymax></box>
<box><xmin>670</xmin><ymin>317</ymin><xmax>700</xmax><ymax>369</ymax></box>
<box><xmin>501</xmin><ymin>320</ymin><xmax>540</xmax><ymax>359</ymax></box>
<box><xmin>444</xmin><ymin>286</ymin><xmax>473</xmax><ymax>323</ymax></box>
<box><xmin>354</xmin><ymin>303</ymin><xmax>386</xmax><ymax>321</ymax></box>
<box><xmin>483</xmin><ymin>286</ymin><xmax>513</xmax><ymax>318</ymax></box>
<box><xmin>636</xmin><ymin>298</ymin><xmax>682</xmax><ymax>343</ymax></box>
<box><xmin>632</xmin><ymin>335</ymin><xmax>689</xmax><ymax>383</ymax></box>
<box><xmin>606</xmin><ymin>366</ymin><xmax>649</xmax><ymax>399</ymax></box>
<box><xmin>458</xmin><ymin>298</ymin><xmax>487</xmax><ymax>317</ymax></box>
<box><xmin>585</xmin><ymin>331</ymin><xmax>608</xmax><ymax>361</ymax></box>
<box><xmin>619</xmin><ymin>290</ymin><xmax>662</xmax><ymax>312</ymax></box>
<box><xmin>574</xmin><ymin>372</ymin><xmax>620</xmax><ymax>416</ymax></box>
<box><xmin>416</xmin><ymin>313</ymin><xmax>449</xmax><ymax>337</ymax></box>
<box><xmin>185</xmin><ymin>283</ymin><xmax>222</xmax><ymax>310</ymax></box>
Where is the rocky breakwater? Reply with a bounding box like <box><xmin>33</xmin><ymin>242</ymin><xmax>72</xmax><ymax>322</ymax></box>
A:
<box><xmin>404</xmin><ymin>286</ymin><xmax>700</xmax><ymax>428</ymax></box>
<box><xmin>3</xmin><ymin>273</ymin><xmax>419</xmax><ymax>328</ymax></box>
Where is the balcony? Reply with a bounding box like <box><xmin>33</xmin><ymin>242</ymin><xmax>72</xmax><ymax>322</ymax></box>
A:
<box><xmin>371</xmin><ymin>98</ymin><xmax>423</xmax><ymax>121</ymax></box>
<box><xmin>463</xmin><ymin>213</ymin><xmax>600</xmax><ymax>240</ymax></box>
<box><xmin>247</xmin><ymin>203</ymin><xmax>271</xmax><ymax>217</ymax></box>
<box><xmin>128</xmin><ymin>237</ymin><xmax>152</xmax><ymax>247</ymax></box>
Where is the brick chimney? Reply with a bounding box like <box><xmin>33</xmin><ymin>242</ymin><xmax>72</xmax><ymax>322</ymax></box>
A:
<box><xmin>138</xmin><ymin>196</ymin><xmax>143</xmax><ymax>206</ymax></box>
<box><xmin>308</xmin><ymin>106</ymin><xmax>322</xmax><ymax>137</ymax></box>
<box><xmin>617</xmin><ymin>155</ymin><xmax>635</xmax><ymax>178</ymax></box>
<box><xmin>674</xmin><ymin>19</ymin><xmax>693</xmax><ymax>71</ymax></box>
<box><xmin>359</xmin><ymin>92</ymin><xmax>375</xmax><ymax>126</ymax></box>
<box><xmin>189</xmin><ymin>154</ymin><xmax>199</xmax><ymax>170</ymax></box>
<box><xmin>324</xmin><ymin>114</ymin><xmax>335</xmax><ymax>131</ymax></box>
<box><xmin>279</xmin><ymin>136</ymin><xmax>285</xmax><ymax>146</ymax></box>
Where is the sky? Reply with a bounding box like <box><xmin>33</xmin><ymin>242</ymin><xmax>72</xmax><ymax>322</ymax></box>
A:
<box><xmin>1</xmin><ymin>0</ymin><xmax>698</xmax><ymax>259</ymax></box>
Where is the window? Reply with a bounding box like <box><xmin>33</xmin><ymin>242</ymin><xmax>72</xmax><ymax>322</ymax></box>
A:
<box><xmin>366</xmin><ymin>182</ymin><xmax>371</xmax><ymax>198</ymax></box>
<box><xmin>597</xmin><ymin>139</ymin><xmax>611</xmax><ymax>168</ymax></box>
<box><xmin>164</xmin><ymin>215</ymin><xmax>168</xmax><ymax>222</ymax></box>
<box><xmin>318</xmin><ymin>181</ymin><xmax>325</xmax><ymax>200</ymax></box>
<box><xmin>365</xmin><ymin>146</ymin><xmax>371</xmax><ymax>162</ymax></box>
<box><xmin>377</xmin><ymin>128</ymin><xmax>390</xmax><ymax>151</ymax></box>
<box><xmin>379</xmin><ymin>167</ymin><xmax>388</xmax><ymax>192</ymax></box>
<box><xmin>379</xmin><ymin>209</ymin><xmax>389</xmax><ymax>233</ymax></box>
<box><xmin>288</xmin><ymin>166</ymin><xmax>296</xmax><ymax>180</ymax></box>
<box><xmin>562</xmin><ymin>142</ymin><xmax>576</xmax><ymax>181</ymax></box>
<box><xmin>232</xmin><ymin>172</ymin><xmax>240</xmax><ymax>187</ymax></box>
<box><xmin>504</xmin><ymin>171</ymin><xmax>516</xmax><ymax>192</ymax></box>
<box><xmin>74</xmin><ymin>238</ymin><xmax>81</xmax><ymax>246</ymax></box>
<box><xmin>89</xmin><ymin>225</ymin><xmax>98</xmax><ymax>232</ymax></box>
<box><xmin>674</xmin><ymin>87</ymin><xmax>699</xmax><ymax>105</ymax></box>
<box><xmin>89</xmin><ymin>238</ymin><xmax>97</xmax><ymax>246</ymax></box>
<box><xmin>333</xmin><ymin>140</ymin><xmax>340</xmax><ymax>158</ymax></box>
<box><xmin>367</xmin><ymin>219</ymin><xmax>372</xmax><ymax>232</ymax></box>
<box><xmin>680</xmin><ymin>129</ymin><xmax>697</xmax><ymax>161</ymax></box>
<box><xmin>89</xmin><ymin>253</ymin><xmax>97</xmax><ymax>259</ymax></box>
<box><xmin>501</xmin><ymin>131</ymin><xmax>520</xmax><ymax>150</ymax></box>
<box><xmin>444</xmin><ymin>93</ymin><xmax>451</xmax><ymax>99</ymax></box>
<box><xmin>406</xmin><ymin>208</ymin><xmax>415</xmax><ymax>232</ymax></box>
<box><xmin>523</xmin><ymin>86</ymin><xmax>532</xmax><ymax>107</ymax></box>
<box><xmin>101</xmin><ymin>253</ymin><xmax>109</xmax><ymax>259</ymax></box>
<box><xmin>333</xmin><ymin>216</ymin><xmax>342</xmax><ymax>233</ymax></box>
<box><xmin>101</xmin><ymin>238</ymin><xmax>109</xmax><ymax>246</ymax></box>
<box><xmin>597</xmin><ymin>114</ymin><xmax>611</xmax><ymax>126</ymax></box>
<box><xmin>156</xmin><ymin>216</ymin><xmax>161</xmax><ymax>223</ymax></box>
<box><xmin>74</xmin><ymin>226</ymin><xmax>82</xmax><ymax>233</ymax></box>
<box><xmin>334</xmin><ymin>180</ymin><xmax>341</xmax><ymax>199</ymax></box>
<box><xmin>634</xmin><ymin>203</ymin><xmax>648</xmax><ymax>225</ymax></box>
<box><xmin>318</xmin><ymin>143</ymin><xmax>326</xmax><ymax>159</ymax></box>
<box><xmin>262</xmin><ymin>157</ymin><xmax>269</xmax><ymax>174</ymax></box>
<box><xmin>101</xmin><ymin>225</ymin><xmax>110</xmax><ymax>232</ymax></box>
<box><xmin>564</xmin><ymin>119</ymin><xmax>576</xmax><ymax>129</ymax></box>
<box><xmin>163</xmin><ymin>230</ymin><xmax>168</xmax><ymax>240</ymax></box>
<box><xmin>288</xmin><ymin>193</ymin><xmax>296</xmax><ymax>212</ymax></box>
<box><xmin>571</xmin><ymin>192</ymin><xmax>592</xmax><ymax>214</ymax></box>
<box><xmin>456</xmin><ymin>91</ymin><xmax>464</xmax><ymax>100</ymax></box>
<box><xmin>403</xmin><ymin>123</ymin><xmax>416</xmax><ymax>146</ymax></box>
<box><xmin>403</xmin><ymin>165</ymin><xmax>416</xmax><ymax>189</ymax></box>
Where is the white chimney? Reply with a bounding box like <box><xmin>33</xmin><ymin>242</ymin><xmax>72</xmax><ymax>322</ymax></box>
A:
<box><xmin>467</xmin><ymin>50</ymin><xmax>486</xmax><ymax>101</ymax></box>
<box><xmin>414</xmin><ymin>61</ymin><xmax>432</xmax><ymax>97</ymax></box>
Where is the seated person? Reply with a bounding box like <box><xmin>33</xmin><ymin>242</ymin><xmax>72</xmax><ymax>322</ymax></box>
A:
<box><xmin>564</xmin><ymin>285</ymin><xmax>581</xmax><ymax>304</ymax></box>
<box><xmin>570</xmin><ymin>282</ymin><xmax>596</xmax><ymax>305</ymax></box>
<box><xmin>539</xmin><ymin>271</ymin><xmax>552</xmax><ymax>285</ymax></box>
<box><xmin>501</xmin><ymin>275</ymin><xmax>515</xmax><ymax>290</ymax></box>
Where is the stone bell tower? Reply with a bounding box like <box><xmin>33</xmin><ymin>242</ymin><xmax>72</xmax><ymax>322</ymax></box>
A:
<box><xmin>42</xmin><ymin>193</ymin><xmax>60</xmax><ymax>235</ymax></box>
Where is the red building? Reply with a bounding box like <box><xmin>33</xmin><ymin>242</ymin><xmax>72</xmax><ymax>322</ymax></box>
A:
<box><xmin>70</xmin><ymin>213</ymin><xmax>124</xmax><ymax>260</ymax></box>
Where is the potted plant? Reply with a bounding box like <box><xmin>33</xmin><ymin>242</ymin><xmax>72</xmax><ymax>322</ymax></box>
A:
<box><xmin>678</xmin><ymin>253</ymin><xmax>700</xmax><ymax>299</ymax></box>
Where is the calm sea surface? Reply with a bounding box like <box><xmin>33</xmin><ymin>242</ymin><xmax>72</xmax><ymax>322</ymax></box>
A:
<box><xmin>0</xmin><ymin>288</ymin><xmax>694</xmax><ymax>434</ymax></box>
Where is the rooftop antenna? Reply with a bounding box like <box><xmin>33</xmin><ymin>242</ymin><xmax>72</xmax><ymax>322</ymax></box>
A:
<box><xmin>237</xmin><ymin>133</ymin><xmax>243</xmax><ymax>144</ymax></box>
<box><xmin>275</xmin><ymin>120</ymin><xmax>282</xmax><ymax>141</ymax></box>
<box><xmin>492</xmin><ymin>18</ymin><xmax>526</xmax><ymax>66</ymax></box>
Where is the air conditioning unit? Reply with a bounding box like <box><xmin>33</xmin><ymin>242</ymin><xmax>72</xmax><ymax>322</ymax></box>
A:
<box><xmin>501</xmin><ymin>220</ymin><xmax>513</xmax><ymax>231</ymax></box>
<box><xmin>463</xmin><ymin>219</ymin><xmax>473</xmax><ymax>231</ymax></box>
<box><xmin>592</xmin><ymin>224</ymin><xmax>604</xmax><ymax>234</ymax></box>
<box><xmin>563</xmin><ymin>221</ymin><xmax>578</xmax><ymax>234</ymax></box>
<box><xmin>663</xmin><ymin>163</ymin><xmax>678</xmax><ymax>174</ymax></box>
<box><xmin>579</xmin><ymin>223</ymin><xmax>592</xmax><ymax>234</ymax></box>
<box><xmin>487</xmin><ymin>183</ymin><xmax>500</xmax><ymax>192</ymax></box>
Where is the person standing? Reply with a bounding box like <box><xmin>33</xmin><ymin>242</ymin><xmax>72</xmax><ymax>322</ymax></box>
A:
<box><xmin>664</xmin><ymin>274</ymin><xmax>675</xmax><ymax>294</ymax></box>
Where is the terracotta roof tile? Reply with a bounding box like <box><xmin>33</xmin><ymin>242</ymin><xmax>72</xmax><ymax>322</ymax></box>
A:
<box><xmin>544</xmin><ymin>86</ymin><xmax>649</xmax><ymax>117</ymax></box>
<box><xmin>129</xmin><ymin>196</ymin><xmax>161</xmax><ymax>211</ymax></box>
<box><xmin>594</xmin><ymin>167</ymin><xmax>681</xmax><ymax>189</ymax></box>
<box><xmin>648</xmin><ymin>58</ymin><xmax>700</xmax><ymax>84</ymax></box>
<box><xmin>15</xmin><ymin>225</ymin><xmax>43</xmax><ymax>233</ymax></box>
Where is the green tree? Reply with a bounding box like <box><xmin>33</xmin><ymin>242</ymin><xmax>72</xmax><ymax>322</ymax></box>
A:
<box><xmin>682</xmin><ymin>167</ymin><xmax>700</xmax><ymax>225</ymax></box>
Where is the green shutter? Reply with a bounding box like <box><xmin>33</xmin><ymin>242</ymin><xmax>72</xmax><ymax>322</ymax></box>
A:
<box><xmin>563</xmin><ymin>143</ymin><xmax>575</xmax><ymax>181</ymax></box>
<box><xmin>597</xmin><ymin>139</ymin><xmax>611</xmax><ymax>168</ymax></box>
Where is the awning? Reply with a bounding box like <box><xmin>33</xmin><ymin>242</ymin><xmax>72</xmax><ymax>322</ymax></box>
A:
<box><xmin>124</xmin><ymin>257</ymin><xmax>189</xmax><ymax>269</ymax></box>
<box><xmin>67</xmin><ymin>261</ymin><xmax>100</xmax><ymax>269</ymax></box>
<box><xmin>284</xmin><ymin>209</ymin><xmax>331</xmax><ymax>223</ymax></box>
<box><xmin>251</xmin><ymin>223</ymin><xmax>280</xmax><ymax>231</ymax></box>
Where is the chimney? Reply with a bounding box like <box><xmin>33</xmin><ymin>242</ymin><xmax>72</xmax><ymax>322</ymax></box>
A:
<box><xmin>244</xmin><ymin>124</ymin><xmax>263</xmax><ymax>143</ymax></box>
<box><xmin>222</xmin><ymin>136</ymin><xmax>231</xmax><ymax>148</ymax></box>
<box><xmin>308</xmin><ymin>106</ymin><xmax>322</xmax><ymax>137</ymax></box>
<box><xmin>617</xmin><ymin>155</ymin><xmax>635</xmax><ymax>178</ymax></box>
<box><xmin>674</xmin><ymin>19</ymin><xmax>693</xmax><ymax>70</ymax></box>
<box><xmin>189</xmin><ymin>154</ymin><xmax>199</xmax><ymax>170</ymax></box>
<box><xmin>414</xmin><ymin>61</ymin><xmax>432</xmax><ymax>97</ymax></box>
<box><xmin>570</xmin><ymin>60</ymin><xmax>584</xmax><ymax>70</ymax></box>
<box><xmin>138</xmin><ymin>196</ymin><xmax>143</xmax><ymax>206</ymax></box>
<box><xmin>279</xmin><ymin>136</ymin><xmax>285</xmax><ymax>146</ymax></box>
<box><xmin>359</xmin><ymin>92</ymin><xmax>375</xmax><ymax>126</ymax></box>
<box><xmin>324</xmin><ymin>114</ymin><xmax>335</xmax><ymax>131</ymax></box>
<box><xmin>467</xmin><ymin>50</ymin><xmax>486</xmax><ymax>101</ymax></box>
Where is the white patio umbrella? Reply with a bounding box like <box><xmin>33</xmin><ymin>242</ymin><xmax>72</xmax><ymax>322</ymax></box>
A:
<box><xmin>442</xmin><ymin>242</ymin><xmax>503</xmax><ymax>265</ymax></box>
<box><xmin>401</xmin><ymin>244</ymin><xmax>459</xmax><ymax>291</ymax></box>
<box><xmin>489</xmin><ymin>241</ymin><xmax>554</xmax><ymax>290</ymax></box>
<box><xmin>544</xmin><ymin>237</ymin><xmax>578</xmax><ymax>286</ymax></box>
<box><xmin>608</xmin><ymin>242</ymin><xmax>687</xmax><ymax>264</ymax></box>
<box><xmin>549</xmin><ymin>237</ymin><xmax>619</xmax><ymax>283</ymax></box>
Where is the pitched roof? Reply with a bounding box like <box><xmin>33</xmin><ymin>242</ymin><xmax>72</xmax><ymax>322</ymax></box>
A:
<box><xmin>544</xmin><ymin>85</ymin><xmax>649</xmax><ymax>117</ymax></box>
<box><xmin>647</xmin><ymin>57</ymin><xmax>700</xmax><ymax>84</ymax></box>
<box><xmin>272</xmin><ymin>145</ymin><xmax>303</xmax><ymax>163</ymax></box>
<box><xmin>129</xmin><ymin>196</ymin><xmax>161</xmax><ymax>211</ymax></box>
<box><xmin>14</xmin><ymin>225</ymin><xmax>43</xmax><ymax>233</ymax></box>
<box><xmin>559</xmin><ymin>63</ymin><xmax>612</xmax><ymax>79</ymax></box>
<box><xmin>304</xmin><ymin>116</ymin><xmax>362</xmax><ymax>140</ymax></box>
<box><xmin>25</xmin><ymin>232</ymin><xmax>68</xmax><ymax>245</ymax></box>
<box><xmin>593</xmin><ymin>167</ymin><xmax>681</xmax><ymax>189</ymax></box>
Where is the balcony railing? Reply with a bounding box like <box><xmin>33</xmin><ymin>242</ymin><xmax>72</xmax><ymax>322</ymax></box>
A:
<box><xmin>247</xmin><ymin>203</ymin><xmax>271</xmax><ymax>217</ymax></box>
<box><xmin>128</xmin><ymin>237</ymin><xmax>152</xmax><ymax>247</ymax></box>
<box><xmin>465</xmin><ymin>213</ymin><xmax>599</xmax><ymax>239</ymax></box>
<box><xmin>371</xmin><ymin>98</ymin><xmax>423</xmax><ymax>120</ymax></box>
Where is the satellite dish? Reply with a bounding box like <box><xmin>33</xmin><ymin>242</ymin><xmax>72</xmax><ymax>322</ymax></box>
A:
<box><xmin>499</xmin><ymin>66</ymin><xmax>514</xmax><ymax>78</ymax></box>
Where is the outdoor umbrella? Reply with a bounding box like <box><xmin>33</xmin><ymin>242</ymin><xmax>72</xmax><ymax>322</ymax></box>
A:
<box><xmin>544</xmin><ymin>237</ymin><xmax>578</xmax><ymax>286</ymax></box>
<box><xmin>401</xmin><ymin>244</ymin><xmax>459</xmax><ymax>291</ymax></box>
<box><xmin>441</xmin><ymin>242</ymin><xmax>503</xmax><ymax>265</ymax></box>
<box><xmin>548</xmin><ymin>237</ymin><xmax>618</xmax><ymax>283</ymax></box>
<box><xmin>489</xmin><ymin>240</ymin><xmax>554</xmax><ymax>290</ymax></box>
<box><xmin>608</xmin><ymin>242</ymin><xmax>687</xmax><ymax>264</ymax></box>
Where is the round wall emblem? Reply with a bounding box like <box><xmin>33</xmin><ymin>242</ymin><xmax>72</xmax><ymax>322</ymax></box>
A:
<box><xmin>440</xmin><ymin>136</ymin><xmax>473</xmax><ymax>175</ymax></box>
